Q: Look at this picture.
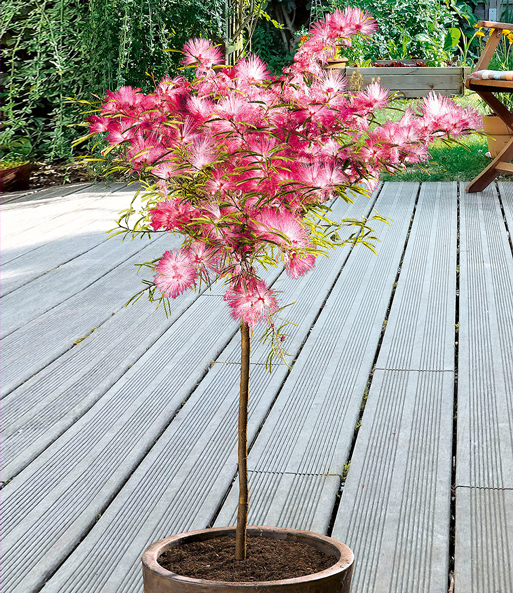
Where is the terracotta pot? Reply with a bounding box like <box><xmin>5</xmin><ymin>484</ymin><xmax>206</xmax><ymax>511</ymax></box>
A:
<box><xmin>0</xmin><ymin>162</ymin><xmax>32</xmax><ymax>193</ymax></box>
<box><xmin>142</xmin><ymin>526</ymin><xmax>354</xmax><ymax>593</ymax></box>
<box><xmin>483</xmin><ymin>114</ymin><xmax>513</xmax><ymax>158</ymax></box>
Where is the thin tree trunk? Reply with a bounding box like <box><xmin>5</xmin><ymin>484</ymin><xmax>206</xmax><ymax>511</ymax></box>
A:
<box><xmin>235</xmin><ymin>322</ymin><xmax>250</xmax><ymax>561</ymax></box>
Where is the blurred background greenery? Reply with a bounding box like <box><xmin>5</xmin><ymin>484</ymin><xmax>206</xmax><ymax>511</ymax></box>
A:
<box><xmin>0</xmin><ymin>0</ymin><xmax>498</xmax><ymax>183</ymax></box>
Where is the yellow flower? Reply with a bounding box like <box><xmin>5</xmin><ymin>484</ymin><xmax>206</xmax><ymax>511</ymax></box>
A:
<box><xmin>476</xmin><ymin>31</ymin><xmax>485</xmax><ymax>37</ymax></box>
<box><xmin>503</xmin><ymin>29</ymin><xmax>511</xmax><ymax>34</ymax></box>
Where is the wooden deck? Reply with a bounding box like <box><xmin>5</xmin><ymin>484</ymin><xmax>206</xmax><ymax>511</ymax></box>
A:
<box><xmin>1</xmin><ymin>181</ymin><xmax>512</xmax><ymax>593</ymax></box>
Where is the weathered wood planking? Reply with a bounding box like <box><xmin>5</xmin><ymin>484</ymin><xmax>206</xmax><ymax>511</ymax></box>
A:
<box><xmin>346</xmin><ymin>67</ymin><xmax>469</xmax><ymax>97</ymax></box>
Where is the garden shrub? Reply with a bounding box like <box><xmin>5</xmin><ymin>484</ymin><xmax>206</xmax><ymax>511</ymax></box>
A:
<box><xmin>0</xmin><ymin>0</ymin><xmax>224</xmax><ymax>160</ymax></box>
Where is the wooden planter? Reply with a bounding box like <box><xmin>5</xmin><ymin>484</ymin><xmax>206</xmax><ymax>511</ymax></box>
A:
<box><xmin>345</xmin><ymin>65</ymin><xmax>470</xmax><ymax>98</ymax></box>
<box><xmin>325</xmin><ymin>57</ymin><xmax>349</xmax><ymax>70</ymax></box>
<box><xmin>482</xmin><ymin>114</ymin><xmax>513</xmax><ymax>158</ymax></box>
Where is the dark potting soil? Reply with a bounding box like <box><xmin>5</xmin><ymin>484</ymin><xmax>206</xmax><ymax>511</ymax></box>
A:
<box><xmin>158</xmin><ymin>534</ymin><xmax>337</xmax><ymax>582</ymax></box>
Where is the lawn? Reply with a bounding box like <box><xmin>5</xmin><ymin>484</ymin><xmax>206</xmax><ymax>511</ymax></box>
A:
<box><xmin>376</xmin><ymin>92</ymin><xmax>492</xmax><ymax>182</ymax></box>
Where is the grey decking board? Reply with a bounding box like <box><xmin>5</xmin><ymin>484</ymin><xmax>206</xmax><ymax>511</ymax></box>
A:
<box><xmin>455</xmin><ymin>488</ymin><xmax>513</xmax><ymax>593</ymax></box>
<box><xmin>1</xmin><ymin>186</ymin><xmax>129</xmax><ymax>269</ymax></box>
<box><xmin>375</xmin><ymin>182</ymin><xmax>457</xmax><ymax>371</ymax></box>
<box><xmin>0</xmin><ymin>183</ymin><xmax>94</xmax><ymax>205</ymax></box>
<box><xmin>40</xmin><ymin>363</ymin><xmax>289</xmax><ymax>593</ymax></box>
<box><xmin>216</xmin><ymin>192</ymin><xmax>379</xmax><ymax>363</ymax></box>
<box><xmin>1</xmin><ymin>232</ymin><xmax>155</xmax><ymax>338</ymax></box>
<box><xmin>0</xmin><ymin>289</ymin><xmax>196</xmax><ymax>481</ymax></box>
<box><xmin>214</xmin><ymin>183</ymin><xmax>417</xmax><ymax>537</ymax></box>
<box><xmin>332</xmin><ymin>182</ymin><xmax>457</xmax><ymax>592</ymax></box>
<box><xmin>1</xmin><ymin>183</ymin><xmax>125</xmax><ymax>245</ymax></box>
<box><xmin>455</xmin><ymin>184</ymin><xmax>513</xmax><ymax>592</ymax></box>
<box><xmin>1</xmin><ymin>295</ymin><xmax>239</xmax><ymax>593</ymax></box>
<box><xmin>333</xmin><ymin>370</ymin><xmax>454</xmax><ymax>593</ymax></box>
<box><xmin>0</xmin><ymin>235</ymin><xmax>168</xmax><ymax>398</ymax></box>
<box><xmin>500</xmin><ymin>182</ymin><xmax>513</xmax><ymax>253</ymax></box>
<box><xmin>457</xmin><ymin>184</ymin><xmax>513</xmax><ymax>489</ymax></box>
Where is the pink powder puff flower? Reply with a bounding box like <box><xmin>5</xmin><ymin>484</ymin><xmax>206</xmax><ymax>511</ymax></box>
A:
<box><xmin>105</xmin><ymin>118</ymin><xmax>135</xmax><ymax>145</ymax></box>
<box><xmin>204</xmin><ymin>168</ymin><xmax>237</xmax><ymax>196</ymax></box>
<box><xmin>316</xmin><ymin>69</ymin><xmax>347</xmax><ymax>97</ymax></box>
<box><xmin>154</xmin><ymin>250</ymin><xmax>198</xmax><ymax>299</ymax></box>
<box><xmin>151</xmin><ymin>161</ymin><xmax>179</xmax><ymax>180</ymax></box>
<box><xmin>224</xmin><ymin>279</ymin><xmax>279</xmax><ymax>326</ymax></box>
<box><xmin>285</xmin><ymin>252</ymin><xmax>316</xmax><ymax>278</ymax></box>
<box><xmin>149</xmin><ymin>200</ymin><xmax>179</xmax><ymax>231</ymax></box>
<box><xmin>186</xmin><ymin>241</ymin><xmax>221</xmax><ymax>273</ymax></box>
<box><xmin>187</xmin><ymin>97</ymin><xmax>215</xmax><ymax>124</ymax></box>
<box><xmin>189</xmin><ymin>137</ymin><xmax>218</xmax><ymax>170</ymax></box>
<box><xmin>330</xmin><ymin>7</ymin><xmax>377</xmax><ymax>37</ymax></box>
<box><xmin>250</xmin><ymin>208</ymin><xmax>308</xmax><ymax>248</ymax></box>
<box><xmin>176</xmin><ymin>117</ymin><xmax>200</xmax><ymax>145</ymax></box>
<box><xmin>103</xmin><ymin>86</ymin><xmax>142</xmax><ymax>115</ymax></box>
<box><xmin>149</xmin><ymin>199</ymin><xmax>201</xmax><ymax>232</ymax></box>
<box><xmin>233</xmin><ymin>55</ymin><xmax>270</xmax><ymax>85</ymax></box>
<box><xmin>351</xmin><ymin>82</ymin><xmax>389</xmax><ymax>114</ymax></box>
<box><xmin>88</xmin><ymin>115</ymin><xmax>111</xmax><ymax>134</ymax></box>
<box><xmin>182</xmin><ymin>39</ymin><xmax>224</xmax><ymax>69</ymax></box>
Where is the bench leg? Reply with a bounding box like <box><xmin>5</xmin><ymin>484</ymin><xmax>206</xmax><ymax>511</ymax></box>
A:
<box><xmin>466</xmin><ymin>135</ymin><xmax>513</xmax><ymax>193</ymax></box>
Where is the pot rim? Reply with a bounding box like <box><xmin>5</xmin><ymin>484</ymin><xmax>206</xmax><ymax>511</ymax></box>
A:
<box><xmin>142</xmin><ymin>525</ymin><xmax>354</xmax><ymax>588</ymax></box>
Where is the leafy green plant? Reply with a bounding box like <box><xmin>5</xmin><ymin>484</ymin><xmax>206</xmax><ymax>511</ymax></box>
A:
<box><xmin>323</xmin><ymin>0</ymin><xmax>475</xmax><ymax>65</ymax></box>
<box><xmin>251</xmin><ymin>21</ymin><xmax>296</xmax><ymax>74</ymax></box>
<box><xmin>0</xmin><ymin>0</ymin><xmax>225</xmax><ymax>160</ymax></box>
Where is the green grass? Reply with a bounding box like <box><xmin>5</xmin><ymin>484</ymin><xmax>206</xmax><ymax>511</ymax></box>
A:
<box><xmin>375</xmin><ymin>92</ymin><xmax>493</xmax><ymax>182</ymax></box>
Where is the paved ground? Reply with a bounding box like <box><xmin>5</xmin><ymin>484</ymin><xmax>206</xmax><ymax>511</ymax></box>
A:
<box><xmin>1</xmin><ymin>181</ymin><xmax>512</xmax><ymax>593</ymax></box>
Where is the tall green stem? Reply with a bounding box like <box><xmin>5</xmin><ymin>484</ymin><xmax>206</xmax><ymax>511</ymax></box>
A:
<box><xmin>235</xmin><ymin>322</ymin><xmax>250</xmax><ymax>561</ymax></box>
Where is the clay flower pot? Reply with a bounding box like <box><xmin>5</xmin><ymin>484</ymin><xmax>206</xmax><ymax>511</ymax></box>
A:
<box><xmin>483</xmin><ymin>114</ymin><xmax>513</xmax><ymax>158</ymax></box>
<box><xmin>142</xmin><ymin>526</ymin><xmax>354</xmax><ymax>593</ymax></box>
<box><xmin>0</xmin><ymin>162</ymin><xmax>32</xmax><ymax>193</ymax></box>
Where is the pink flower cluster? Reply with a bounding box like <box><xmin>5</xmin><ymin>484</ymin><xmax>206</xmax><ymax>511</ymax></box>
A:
<box><xmin>87</xmin><ymin>9</ymin><xmax>481</xmax><ymax>327</ymax></box>
<box><xmin>289</xmin><ymin>8</ymin><xmax>377</xmax><ymax>77</ymax></box>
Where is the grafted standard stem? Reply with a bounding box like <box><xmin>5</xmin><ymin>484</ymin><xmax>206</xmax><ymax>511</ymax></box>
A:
<box><xmin>235</xmin><ymin>322</ymin><xmax>250</xmax><ymax>561</ymax></box>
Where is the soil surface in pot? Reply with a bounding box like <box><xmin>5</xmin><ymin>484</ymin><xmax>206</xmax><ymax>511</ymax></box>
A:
<box><xmin>158</xmin><ymin>534</ymin><xmax>336</xmax><ymax>582</ymax></box>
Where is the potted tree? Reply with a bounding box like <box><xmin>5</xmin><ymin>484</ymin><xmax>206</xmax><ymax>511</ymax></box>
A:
<box><xmin>81</xmin><ymin>8</ymin><xmax>480</xmax><ymax>592</ymax></box>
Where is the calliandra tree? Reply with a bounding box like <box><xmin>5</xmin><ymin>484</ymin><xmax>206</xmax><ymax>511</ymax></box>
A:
<box><xmin>81</xmin><ymin>8</ymin><xmax>481</xmax><ymax>562</ymax></box>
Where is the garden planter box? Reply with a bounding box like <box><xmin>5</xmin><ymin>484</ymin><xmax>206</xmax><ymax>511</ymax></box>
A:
<box><xmin>345</xmin><ymin>65</ymin><xmax>470</xmax><ymax>98</ymax></box>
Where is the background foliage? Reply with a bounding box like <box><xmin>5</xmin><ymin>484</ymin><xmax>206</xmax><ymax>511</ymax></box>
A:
<box><xmin>0</xmin><ymin>0</ymin><xmax>482</xmax><ymax>160</ymax></box>
<box><xmin>0</xmin><ymin>0</ymin><xmax>224</xmax><ymax>160</ymax></box>
<box><xmin>252</xmin><ymin>0</ymin><xmax>479</xmax><ymax>70</ymax></box>
<box><xmin>323</xmin><ymin>0</ymin><xmax>477</xmax><ymax>65</ymax></box>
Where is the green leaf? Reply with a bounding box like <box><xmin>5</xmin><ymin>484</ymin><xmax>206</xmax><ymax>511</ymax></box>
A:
<box><xmin>444</xmin><ymin>28</ymin><xmax>461</xmax><ymax>51</ymax></box>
